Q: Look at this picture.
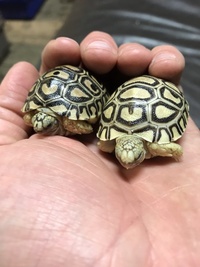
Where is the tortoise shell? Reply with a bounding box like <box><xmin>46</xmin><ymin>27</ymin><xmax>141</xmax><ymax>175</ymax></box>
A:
<box><xmin>22</xmin><ymin>65</ymin><xmax>108</xmax><ymax>121</ymax></box>
<box><xmin>97</xmin><ymin>75</ymin><xmax>189</xmax><ymax>144</ymax></box>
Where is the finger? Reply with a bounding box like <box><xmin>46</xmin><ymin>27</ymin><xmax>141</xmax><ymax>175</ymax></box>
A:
<box><xmin>80</xmin><ymin>31</ymin><xmax>118</xmax><ymax>74</ymax></box>
<box><xmin>117</xmin><ymin>43</ymin><xmax>152</xmax><ymax>76</ymax></box>
<box><xmin>148</xmin><ymin>45</ymin><xmax>185</xmax><ymax>85</ymax></box>
<box><xmin>179</xmin><ymin>117</ymin><xmax>200</xmax><ymax>167</ymax></box>
<box><xmin>0</xmin><ymin>62</ymin><xmax>39</xmax><ymax>145</ymax></box>
<box><xmin>40</xmin><ymin>37</ymin><xmax>81</xmax><ymax>74</ymax></box>
<box><xmin>185</xmin><ymin>117</ymin><xmax>200</xmax><ymax>134</ymax></box>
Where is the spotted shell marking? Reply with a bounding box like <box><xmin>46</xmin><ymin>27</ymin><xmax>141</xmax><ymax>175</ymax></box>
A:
<box><xmin>97</xmin><ymin>75</ymin><xmax>189</xmax><ymax>144</ymax></box>
<box><xmin>22</xmin><ymin>65</ymin><xmax>108</xmax><ymax>121</ymax></box>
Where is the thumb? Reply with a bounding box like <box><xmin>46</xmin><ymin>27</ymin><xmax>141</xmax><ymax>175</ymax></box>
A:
<box><xmin>0</xmin><ymin>62</ymin><xmax>39</xmax><ymax>145</ymax></box>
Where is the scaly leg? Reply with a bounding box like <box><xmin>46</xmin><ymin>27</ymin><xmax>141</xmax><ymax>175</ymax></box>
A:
<box><xmin>146</xmin><ymin>142</ymin><xmax>183</xmax><ymax>161</ymax></box>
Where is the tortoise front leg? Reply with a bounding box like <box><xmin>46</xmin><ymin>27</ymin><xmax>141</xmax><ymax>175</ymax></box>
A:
<box><xmin>146</xmin><ymin>142</ymin><xmax>183</xmax><ymax>161</ymax></box>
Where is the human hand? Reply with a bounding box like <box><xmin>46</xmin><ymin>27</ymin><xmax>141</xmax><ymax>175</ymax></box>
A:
<box><xmin>0</xmin><ymin>31</ymin><xmax>200</xmax><ymax>267</ymax></box>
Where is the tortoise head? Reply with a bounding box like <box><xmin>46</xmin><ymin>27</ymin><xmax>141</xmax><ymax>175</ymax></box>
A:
<box><xmin>31</xmin><ymin>109</ymin><xmax>65</xmax><ymax>136</ymax></box>
<box><xmin>115</xmin><ymin>134</ymin><xmax>146</xmax><ymax>169</ymax></box>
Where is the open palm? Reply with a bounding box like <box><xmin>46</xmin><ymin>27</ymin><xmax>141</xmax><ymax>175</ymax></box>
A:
<box><xmin>0</xmin><ymin>32</ymin><xmax>200</xmax><ymax>267</ymax></box>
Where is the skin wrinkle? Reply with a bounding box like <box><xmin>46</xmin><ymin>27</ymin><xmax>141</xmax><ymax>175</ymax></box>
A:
<box><xmin>0</xmin><ymin>109</ymin><xmax>30</xmax><ymax>144</ymax></box>
<box><xmin>0</xmin><ymin>96</ymin><xmax>24</xmax><ymax>118</ymax></box>
<box><xmin>41</xmin><ymin>154</ymin><xmax>110</xmax><ymax>186</ymax></box>
<box><xmin>28</xmin><ymin>201</ymin><xmax>118</xmax><ymax>267</ymax></box>
<box><xmin>32</xmin><ymin>175</ymin><xmax>119</xmax><ymax>230</ymax></box>
<box><xmin>117</xmin><ymin>181</ymin><xmax>140</xmax><ymax>217</ymax></box>
<box><xmin>1</xmin><ymin>193</ymin><xmax>75</xmax><ymax>266</ymax></box>
<box><xmin>0</xmin><ymin>82</ymin><xmax>34</xmax><ymax>116</ymax></box>
<box><xmin>0</xmin><ymin>205</ymin><xmax>41</xmax><ymax>266</ymax></box>
<box><xmin>148</xmin><ymin>230</ymin><xmax>196</xmax><ymax>267</ymax></box>
<box><xmin>0</xmin><ymin>109</ymin><xmax>27</xmax><ymax>135</ymax></box>
<box><xmin>29</xmin><ymin>171</ymin><xmax>116</xmax><ymax>219</ymax></box>
<box><xmin>99</xmin><ymin>159</ymin><xmax>195</xmax><ymax>266</ymax></box>
<box><xmin>133</xmin><ymin>183</ymin><xmax>200</xmax><ymax>267</ymax></box>
<box><xmin>2</xmin><ymin>142</ymin><xmax>122</xmax><ymax>260</ymax></box>
<box><xmin>133</xmin><ymin>179</ymin><xmax>195</xmax><ymax>206</ymax></box>
<box><xmin>133</xmin><ymin>184</ymin><xmax>190</xmax><ymax>226</ymax></box>
<box><xmin>2</xmin><ymin>62</ymin><xmax>38</xmax><ymax>90</ymax></box>
<box><xmin>139</xmin><ymin>219</ymin><xmax>176</xmax><ymax>267</ymax></box>
<box><xmin>14</xmin><ymin>168</ymin><xmax>100</xmax><ymax>212</ymax></box>
<box><xmin>29</xmin><ymin>200</ymin><xmax>74</xmax><ymax>267</ymax></box>
<box><xmin>29</xmin><ymin>138</ymin><xmax>98</xmax><ymax>167</ymax></box>
<box><xmin>0</xmin><ymin>78</ymin><xmax>27</xmax><ymax>98</ymax></box>
<box><xmin>17</xmin><ymin>165</ymin><xmax>127</xmax><ymax>267</ymax></box>
<box><xmin>150</xmin><ymin>183</ymin><xmax>194</xmax><ymax>206</ymax></box>
<box><xmin>0</xmin><ymin>140</ymin><xmax>119</xmax><ymax>234</ymax></box>
<box><xmin>110</xmin><ymin>220</ymin><xmax>152</xmax><ymax>267</ymax></box>
<box><xmin>93</xmin><ymin>235</ymin><xmax>121</xmax><ymax>267</ymax></box>
<box><xmin>119</xmin><ymin>181</ymin><xmax>192</xmax><ymax>262</ymax></box>
<box><xmin>12</xmin><ymin>239</ymin><xmax>46</xmax><ymax>267</ymax></box>
<box><xmin>106</xmin><ymin>182</ymin><xmax>153</xmax><ymax>267</ymax></box>
<box><xmin>0</xmin><ymin>120</ymin><xmax>23</xmax><ymax>137</ymax></box>
<box><xmin>0</xmin><ymin>123</ymin><xmax>27</xmax><ymax>143</ymax></box>
<box><xmin>92</xmin><ymin>201</ymin><xmax>133</xmax><ymax>267</ymax></box>
<box><xmin>46</xmin><ymin>202</ymin><xmax>117</xmax><ymax>234</ymax></box>
<box><xmin>40</xmin><ymin>38</ymin><xmax>81</xmax><ymax>74</ymax></box>
<box><xmin>25</xmin><ymin>139</ymin><xmax>117</xmax><ymax>190</ymax></box>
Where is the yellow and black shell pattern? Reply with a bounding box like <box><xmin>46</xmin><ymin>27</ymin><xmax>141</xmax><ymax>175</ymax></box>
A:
<box><xmin>97</xmin><ymin>75</ymin><xmax>189</xmax><ymax>144</ymax></box>
<box><xmin>22</xmin><ymin>65</ymin><xmax>109</xmax><ymax>121</ymax></box>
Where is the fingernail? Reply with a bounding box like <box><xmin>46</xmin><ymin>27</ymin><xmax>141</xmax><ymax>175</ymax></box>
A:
<box><xmin>86</xmin><ymin>41</ymin><xmax>117</xmax><ymax>54</ymax></box>
<box><xmin>56</xmin><ymin>37</ymin><xmax>78</xmax><ymax>46</ymax></box>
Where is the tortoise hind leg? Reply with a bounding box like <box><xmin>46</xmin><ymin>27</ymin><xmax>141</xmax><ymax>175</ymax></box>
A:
<box><xmin>63</xmin><ymin>117</ymin><xmax>93</xmax><ymax>135</ymax></box>
<box><xmin>23</xmin><ymin>113</ymin><xmax>33</xmax><ymax>126</ymax></box>
<box><xmin>146</xmin><ymin>142</ymin><xmax>183</xmax><ymax>161</ymax></box>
